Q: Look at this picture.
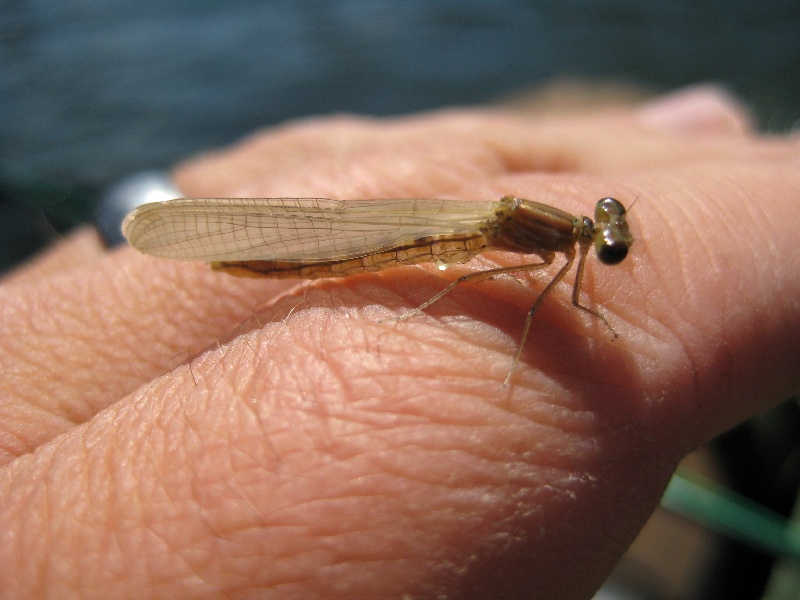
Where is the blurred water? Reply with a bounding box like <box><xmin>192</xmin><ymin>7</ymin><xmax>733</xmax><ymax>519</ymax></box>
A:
<box><xmin>0</xmin><ymin>0</ymin><xmax>798</xmax><ymax>265</ymax></box>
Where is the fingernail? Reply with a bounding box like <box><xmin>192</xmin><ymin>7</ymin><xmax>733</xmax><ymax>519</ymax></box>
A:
<box><xmin>638</xmin><ymin>85</ymin><xmax>753</xmax><ymax>134</ymax></box>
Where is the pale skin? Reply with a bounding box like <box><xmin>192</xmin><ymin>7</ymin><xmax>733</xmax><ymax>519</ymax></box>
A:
<box><xmin>0</xmin><ymin>86</ymin><xmax>798</xmax><ymax>599</ymax></box>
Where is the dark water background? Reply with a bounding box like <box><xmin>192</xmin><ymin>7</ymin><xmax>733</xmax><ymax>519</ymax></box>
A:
<box><xmin>1</xmin><ymin>0</ymin><xmax>798</xmax><ymax>267</ymax></box>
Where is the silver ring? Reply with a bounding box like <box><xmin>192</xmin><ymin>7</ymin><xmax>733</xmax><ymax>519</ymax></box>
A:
<box><xmin>94</xmin><ymin>170</ymin><xmax>182</xmax><ymax>246</ymax></box>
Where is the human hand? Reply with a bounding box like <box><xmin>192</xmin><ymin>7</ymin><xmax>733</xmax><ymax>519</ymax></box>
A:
<box><xmin>1</xmin><ymin>86</ymin><xmax>798</xmax><ymax>599</ymax></box>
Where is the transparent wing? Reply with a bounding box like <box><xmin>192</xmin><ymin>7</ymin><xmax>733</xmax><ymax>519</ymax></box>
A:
<box><xmin>122</xmin><ymin>197</ymin><xmax>499</xmax><ymax>262</ymax></box>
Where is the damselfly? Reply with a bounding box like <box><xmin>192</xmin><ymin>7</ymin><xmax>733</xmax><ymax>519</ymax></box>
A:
<box><xmin>123</xmin><ymin>196</ymin><xmax>633</xmax><ymax>382</ymax></box>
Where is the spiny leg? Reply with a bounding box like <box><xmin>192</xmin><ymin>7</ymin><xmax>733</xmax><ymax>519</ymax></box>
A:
<box><xmin>504</xmin><ymin>242</ymin><xmax>620</xmax><ymax>384</ymax></box>
<box><xmin>504</xmin><ymin>253</ymin><xmax>575</xmax><ymax>385</ymax></box>
<box><xmin>570</xmin><ymin>238</ymin><xmax>617</xmax><ymax>337</ymax></box>
<box><xmin>395</xmin><ymin>256</ymin><xmax>553</xmax><ymax>322</ymax></box>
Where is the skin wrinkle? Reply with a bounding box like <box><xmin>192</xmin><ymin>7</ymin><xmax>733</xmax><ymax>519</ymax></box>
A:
<box><xmin>377</xmin><ymin>143</ymin><xmax>497</xmax><ymax>196</ymax></box>
<box><xmin>613</xmin><ymin>208</ymin><xmax>699</xmax><ymax>436</ymax></box>
<box><xmin>362</xmin><ymin>282</ymin><xmax>632</xmax><ymax>440</ymax></box>
<box><xmin>378</xmin><ymin>325</ymin><xmax>482</xmax><ymax>377</ymax></box>
<box><xmin>753</xmin><ymin>191</ymin><xmax>790</xmax><ymax>270</ymax></box>
<box><xmin>314</xmin><ymin>307</ymin><xmax>374</xmax><ymax>384</ymax></box>
<box><xmin>346</xmin><ymin>378</ymin><xmax>584</xmax><ymax>472</ymax></box>
<box><xmin>82</xmin><ymin>423</ymin><xmax>117</xmax><ymax>564</ymax></box>
<box><xmin>266</xmin><ymin>464</ymin><xmax>524</xmax><ymax>576</ymax></box>
<box><xmin>241</xmin><ymin>304</ymin><xmax>584</xmax><ymax>492</ymax></box>
<box><xmin>611</xmin><ymin>177</ymin><xmax>715</xmax><ymax>433</ymax></box>
<box><xmin>0</xmin><ymin>291</ymin><xmax>80</xmax><ymax>400</ymax></box>
<box><xmin>92</xmin><ymin>296</ymin><xmax>576</xmax><ymax>596</ymax></box>
<box><xmin>2</xmin><ymin>258</ymin><xmax>279</xmax><ymax>452</ymax></box>
<box><xmin>487</xmin><ymin>133</ymin><xmax>581</xmax><ymax>174</ymax></box>
<box><xmin>423</xmin><ymin>113</ymin><xmax>558</xmax><ymax>174</ymax></box>
<box><xmin>382</xmin><ymin>263</ymin><xmax>539</xmax><ymax>356</ymax></box>
<box><xmin>139</xmin><ymin>426</ymin><xmax>231</xmax><ymax>589</ymax></box>
<box><xmin>679</xmin><ymin>169</ymin><xmax>790</xmax><ymax>428</ymax></box>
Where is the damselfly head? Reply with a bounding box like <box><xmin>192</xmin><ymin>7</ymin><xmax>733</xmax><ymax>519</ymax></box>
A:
<box><xmin>594</xmin><ymin>197</ymin><xmax>634</xmax><ymax>265</ymax></box>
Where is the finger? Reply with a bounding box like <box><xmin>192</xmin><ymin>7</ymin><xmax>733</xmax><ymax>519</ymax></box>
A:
<box><xmin>0</xmin><ymin>246</ymin><xmax>299</xmax><ymax>463</ymax></box>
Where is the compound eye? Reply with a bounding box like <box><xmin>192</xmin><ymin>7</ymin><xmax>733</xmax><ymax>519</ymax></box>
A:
<box><xmin>596</xmin><ymin>237</ymin><xmax>629</xmax><ymax>265</ymax></box>
<box><xmin>595</xmin><ymin>197</ymin><xmax>626</xmax><ymax>222</ymax></box>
